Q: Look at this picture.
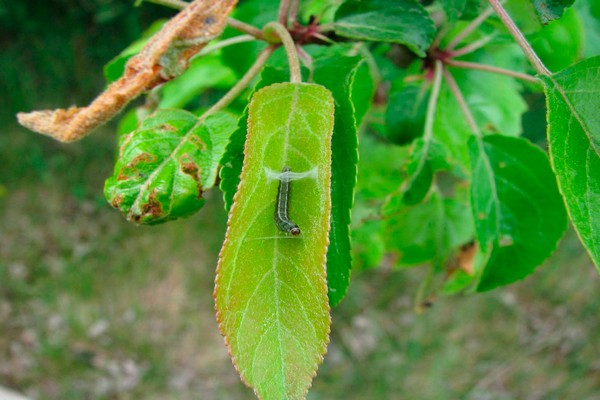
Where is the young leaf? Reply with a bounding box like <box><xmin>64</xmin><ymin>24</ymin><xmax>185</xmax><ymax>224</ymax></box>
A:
<box><xmin>540</xmin><ymin>56</ymin><xmax>600</xmax><ymax>268</ymax></box>
<box><xmin>104</xmin><ymin>109</ymin><xmax>237</xmax><ymax>224</ymax></box>
<box><xmin>469</xmin><ymin>135</ymin><xmax>567</xmax><ymax>291</ymax></box>
<box><xmin>333</xmin><ymin>0</ymin><xmax>436</xmax><ymax>57</ymax></box>
<box><xmin>215</xmin><ymin>83</ymin><xmax>334</xmax><ymax>399</ymax></box>
<box><xmin>531</xmin><ymin>0</ymin><xmax>575</xmax><ymax>24</ymax></box>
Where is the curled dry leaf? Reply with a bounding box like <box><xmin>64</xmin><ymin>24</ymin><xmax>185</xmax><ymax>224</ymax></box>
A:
<box><xmin>16</xmin><ymin>0</ymin><xmax>237</xmax><ymax>142</ymax></box>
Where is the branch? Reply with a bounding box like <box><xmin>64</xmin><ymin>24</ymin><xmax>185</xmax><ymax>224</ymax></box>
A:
<box><xmin>488</xmin><ymin>0</ymin><xmax>551</xmax><ymax>76</ymax></box>
<box><xmin>264</xmin><ymin>22</ymin><xmax>301</xmax><ymax>83</ymax></box>
<box><xmin>442</xmin><ymin>68</ymin><xmax>481</xmax><ymax>137</ymax></box>
<box><xmin>196</xmin><ymin>34</ymin><xmax>257</xmax><ymax>57</ymax></box>
<box><xmin>144</xmin><ymin>0</ymin><xmax>188</xmax><ymax>10</ymax></box>
<box><xmin>227</xmin><ymin>18</ymin><xmax>264</xmax><ymax>39</ymax></box>
<box><xmin>444</xmin><ymin>59</ymin><xmax>539</xmax><ymax>83</ymax></box>
<box><xmin>278</xmin><ymin>0</ymin><xmax>290</xmax><ymax>26</ymax></box>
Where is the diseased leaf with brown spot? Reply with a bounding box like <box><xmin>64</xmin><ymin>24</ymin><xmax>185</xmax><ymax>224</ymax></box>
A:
<box><xmin>104</xmin><ymin>109</ymin><xmax>237</xmax><ymax>225</ymax></box>
<box><xmin>16</xmin><ymin>0</ymin><xmax>237</xmax><ymax>142</ymax></box>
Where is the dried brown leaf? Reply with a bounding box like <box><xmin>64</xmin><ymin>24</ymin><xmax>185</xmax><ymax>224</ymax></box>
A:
<box><xmin>17</xmin><ymin>0</ymin><xmax>237</xmax><ymax>143</ymax></box>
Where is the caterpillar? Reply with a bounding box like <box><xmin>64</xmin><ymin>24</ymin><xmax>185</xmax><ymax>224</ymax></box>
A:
<box><xmin>274</xmin><ymin>166</ymin><xmax>301</xmax><ymax>236</ymax></box>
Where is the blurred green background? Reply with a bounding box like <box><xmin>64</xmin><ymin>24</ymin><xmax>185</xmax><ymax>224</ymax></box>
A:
<box><xmin>1</xmin><ymin>1</ymin><xmax>599</xmax><ymax>399</ymax></box>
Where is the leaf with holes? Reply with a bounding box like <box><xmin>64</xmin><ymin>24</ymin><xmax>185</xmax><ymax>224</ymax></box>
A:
<box><xmin>333</xmin><ymin>0</ymin><xmax>436</xmax><ymax>57</ymax></box>
<box><xmin>215</xmin><ymin>83</ymin><xmax>334</xmax><ymax>399</ymax></box>
<box><xmin>540</xmin><ymin>56</ymin><xmax>600</xmax><ymax>268</ymax></box>
<box><xmin>104</xmin><ymin>109</ymin><xmax>237</xmax><ymax>224</ymax></box>
<box><xmin>469</xmin><ymin>135</ymin><xmax>567</xmax><ymax>291</ymax></box>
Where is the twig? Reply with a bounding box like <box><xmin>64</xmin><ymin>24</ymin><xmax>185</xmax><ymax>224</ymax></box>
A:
<box><xmin>227</xmin><ymin>18</ymin><xmax>264</xmax><ymax>39</ymax></box>
<box><xmin>203</xmin><ymin>46</ymin><xmax>275</xmax><ymax>117</ymax></box>
<box><xmin>445</xmin><ymin>59</ymin><xmax>539</xmax><ymax>83</ymax></box>
<box><xmin>488</xmin><ymin>0</ymin><xmax>551</xmax><ymax>76</ymax></box>
<box><xmin>443</xmin><ymin>68</ymin><xmax>481</xmax><ymax>136</ymax></box>
<box><xmin>144</xmin><ymin>0</ymin><xmax>188</xmax><ymax>10</ymax></box>
<box><xmin>144</xmin><ymin>0</ymin><xmax>265</xmax><ymax>39</ymax></box>
<box><xmin>450</xmin><ymin>34</ymin><xmax>495</xmax><ymax>58</ymax></box>
<box><xmin>196</xmin><ymin>34</ymin><xmax>257</xmax><ymax>57</ymax></box>
<box><xmin>289</xmin><ymin>0</ymin><xmax>299</xmax><ymax>25</ymax></box>
<box><xmin>264</xmin><ymin>22</ymin><xmax>301</xmax><ymax>83</ymax></box>
<box><xmin>446</xmin><ymin>5</ymin><xmax>497</xmax><ymax>50</ymax></box>
<box><xmin>278</xmin><ymin>0</ymin><xmax>290</xmax><ymax>26</ymax></box>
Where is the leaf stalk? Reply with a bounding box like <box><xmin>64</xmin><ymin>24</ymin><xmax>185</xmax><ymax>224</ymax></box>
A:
<box><xmin>264</xmin><ymin>22</ymin><xmax>302</xmax><ymax>83</ymax></box>
<box><xmin>442</xmin><ymin>68</ymin><xmax>481</xmax><ymax>137</ymax></box>
<box><xmin>444</xmin><ymin>59</ymin><xmax>538</xmax><ymax>83</ymax></box>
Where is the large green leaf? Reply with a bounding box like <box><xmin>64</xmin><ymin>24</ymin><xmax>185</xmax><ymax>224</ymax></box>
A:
<box><xmin>540</xmin><ymin>56</ymin><xmax>600</xmax><ymax>268</ymax></box>
<box><xmin>531</xmin><ymin>0</ymin><xmax>575</xmax><ymax>24</ymax></box>
<box><xmin>312</xmin><ymin>52</ymin><xmax>365</xmax><ymax>307</ymax></box>
<box><xmin>469</xmin><ymin>135</ymin><xmax>567</xmax><ymax>291</ymax></box>
<box><xmin>104</xmin><ymin>109</ymin><xmax>236</xmax><ymax>224</ymax></box>
<box><xmin>215</xmin><ymin>83</ymin><xmax>334</xmax><ymax>399</ymax></box>
<box><xmin>333</xmin><ymin>0</ymin><xmax>436</xmax><ymax>57</ymax></box>
<box><xmin>220</xmin><ymin>47</ymin><xmax>367</xmax><ymax>306</ymax></box>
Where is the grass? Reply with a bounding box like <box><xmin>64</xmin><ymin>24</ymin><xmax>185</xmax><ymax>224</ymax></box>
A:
<box><xmin>1</xmin><ymin>124</ymin><xmax>599</xmax><ymax>400</ymax></box>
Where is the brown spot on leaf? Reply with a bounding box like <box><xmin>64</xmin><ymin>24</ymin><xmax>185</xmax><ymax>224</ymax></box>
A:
<box><xmin>188</xmin><ymin>134</ymin><xmax>207</xmax><ymax>151</ymax></box>
<box><xmin>457</xmin><ymin>242</ymin><xmax>477</xmax><ymax>275</ymax></box>
<box><xmin>117</xmin><ymin>152</ymin><xmax>156</xmax><ymax>181</ymax></box>
<box><xmin>180</xmin><ymin>154</ymin><xmax>203</xmax><ymax>199</ymax></box>
<box><xmin>141</xmin><ymin>190</ymin><xmax>164</xmax><ymax>219</ymax></box>
<box><xmin>111</xmin><ymin>194</ymin><xmax>124</xmax><ymax>208</ymax></box>
<box><xmin>158</xmin><ymin>123</ymin><xmax>178</xmax><ymax>132</ymax></box>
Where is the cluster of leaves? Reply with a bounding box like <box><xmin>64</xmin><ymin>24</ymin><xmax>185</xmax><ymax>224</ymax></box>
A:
<box><xmin>18</xmin><ymin>0</ymin><xmax>600</xmax><ymax>398</ymax></box>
